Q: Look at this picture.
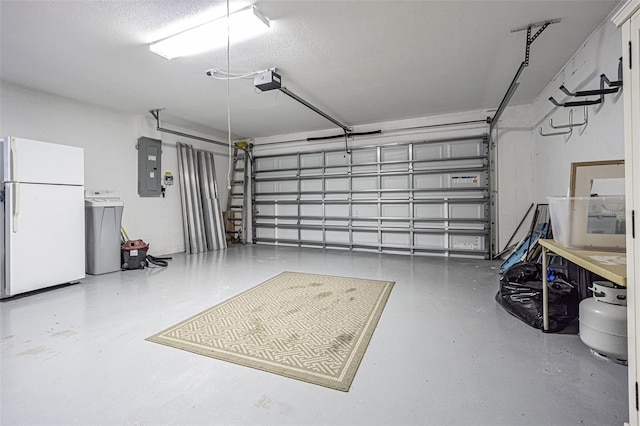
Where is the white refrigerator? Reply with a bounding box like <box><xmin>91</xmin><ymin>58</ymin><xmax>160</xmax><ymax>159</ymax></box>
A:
<box><xmin>1</xmin><ymin>136</ymin><xmax>85</xmax><ymax>298</ymax></box>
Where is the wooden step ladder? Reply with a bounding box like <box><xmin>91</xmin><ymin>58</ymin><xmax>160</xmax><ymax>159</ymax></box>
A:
<box><xmin>225</xmin><ymin>143</ymin><xmax>251</xmax><ymax>243</ymax></box>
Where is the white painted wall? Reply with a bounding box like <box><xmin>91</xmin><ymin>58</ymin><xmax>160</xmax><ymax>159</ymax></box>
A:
<box><xmin>492</xmin><ymin>104</ymin><xmax>535</xmax><ymax>252</ymax></box>
<box><xmin>0</xmin><ymin>82</ymin><xmax>230</xmax><ymax>256</ymax></box>
<box><xmin>531</xmin><ymin>18</ymin><xmax>624</xmax><ymax>200</ymax></box>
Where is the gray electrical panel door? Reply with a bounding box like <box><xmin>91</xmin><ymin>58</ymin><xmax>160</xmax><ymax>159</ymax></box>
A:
<box><xmin>138</xmin><ymin>137</ymin><xmax>162</xmax><ymax>197</ymax></box>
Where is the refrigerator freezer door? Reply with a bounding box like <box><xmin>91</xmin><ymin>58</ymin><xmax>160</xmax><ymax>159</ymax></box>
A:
<box><xmin>1</xmin><ymin>187</ymin><xmax>4</xmax><ymax>295</ymax></box>
<box><xmin>2</xmin><ymin>137</ymin><xmax>84</xmax><ymax>185</ymax></box>
<box><xmin>2</xmin><ymin>182</ymin><xmax>85</xmax><ymax>297</ymax></box>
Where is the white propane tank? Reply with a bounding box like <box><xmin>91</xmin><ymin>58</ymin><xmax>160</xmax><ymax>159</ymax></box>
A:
<box><xmin>579</xmin><ymin>281</ymin><xmax>627</xmax><ymax>363</ymax></box>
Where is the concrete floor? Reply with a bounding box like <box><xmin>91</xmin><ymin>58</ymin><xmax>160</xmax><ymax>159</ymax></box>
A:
<box><xmin>0</xmin><ymin>245</ymin><xmax>628</xmax><ymax>426</ymax></box>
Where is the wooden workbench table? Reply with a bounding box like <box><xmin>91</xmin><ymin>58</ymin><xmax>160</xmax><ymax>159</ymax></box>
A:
<box><xmin>538</xmin><ymin>238</ymin><xmax>626</xmax><ymax>331</ymax></box>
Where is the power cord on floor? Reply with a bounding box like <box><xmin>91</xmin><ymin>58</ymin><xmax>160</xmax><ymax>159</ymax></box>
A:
<box><xmin>146</xmin><ymin>254</ymin><xmax>172</xmax><ymax>268</ymax></box>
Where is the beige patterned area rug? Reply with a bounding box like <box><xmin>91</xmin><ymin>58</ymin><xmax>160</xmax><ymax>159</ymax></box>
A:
<box><xmin>147</xmin><ymin>271</ymin><xmax>394</xmax><ymax>391</ymax></box>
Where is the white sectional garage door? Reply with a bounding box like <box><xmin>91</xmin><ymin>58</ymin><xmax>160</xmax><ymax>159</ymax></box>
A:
<box><xmin>252</xmin><ymin>135</ymin><xmax>490</xmax><ymax>258</ymax></box>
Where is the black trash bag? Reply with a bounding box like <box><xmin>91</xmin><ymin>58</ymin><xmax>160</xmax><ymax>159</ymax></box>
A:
<box><xmin>495</xmin><ymin>261</ymin><xmax>578</xmax><ymax>333</ymax></box>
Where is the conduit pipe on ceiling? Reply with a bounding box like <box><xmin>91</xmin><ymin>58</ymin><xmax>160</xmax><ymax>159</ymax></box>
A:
<box><xmin>150</xmin><ymin>109</ymin><xmax>228</xmax><ymax>148</ymax></box>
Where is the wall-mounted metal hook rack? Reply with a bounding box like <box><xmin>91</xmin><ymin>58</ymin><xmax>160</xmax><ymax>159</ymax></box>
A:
<box><xmin>601</xmin><ymin>57</ymin><xmax>623</xmax><ymax>88</ymax></box>
<box><xmin>539</xmin><ymin>126</ymin><xmax>572</xmax><ymax>137</ymax></box>
<box><xmin>550</xmin><ymin>78</ymin><xmax>606</xmax><ymax>106</ymax></box>
<box><xmin>558</xmin><ymin>70</ymin><xmax>620</xmax><ymax>98</ymax></box>
<box><xmin>549</xmin><ymin>106</ymin><xmax>588</xmax><ymax>129</ymax></box>
<box><xmin>548</xmin><ymin>57</ymin><xmax>623</xmax><ymax>108</ymax></box>
<box><xmin>559</xmin><ymin>81</ymin><xmax>618</xmax><ymax>97</ymax></box>
<box><xmin>548</xmin><ymin>96</ymin><xmax>601</xmax><ymax>107</ymax></box>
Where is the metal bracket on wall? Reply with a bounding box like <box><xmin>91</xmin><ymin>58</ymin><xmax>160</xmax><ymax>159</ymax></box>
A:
<box><xmin>538</xmin><ymin>126</ymin><xmax>572</xmax><ymax>137</ymax></box>
<box><xmin>548</xmin><ymin>57</ymin><xmax>623</xmax><ymax>108</ymax></box>
<box><xmin>538</xmin><ymin>106</ymin><xmax>588</xmax><ymax>137</ymax></box>
<box><xmin>549</xmin><ymin>106</ymin><xmax>587</xmax><ymax>129</ymax></box>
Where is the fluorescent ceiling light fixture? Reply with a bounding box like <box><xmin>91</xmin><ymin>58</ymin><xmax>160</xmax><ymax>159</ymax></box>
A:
<box><xmin>150</xmin><ymin>5</ymin><xmax>270</xmax><ymax>60</ymax></box>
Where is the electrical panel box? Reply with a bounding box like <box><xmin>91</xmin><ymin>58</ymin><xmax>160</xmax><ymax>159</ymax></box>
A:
<box><xmin>137</xmin><ymin>137</ymin><xmax>162</xmax><ymax>197</ymax></box>
<box><xmin>254</xmin><ymin>70</ymin><xmax>281</xmax><ymax>91</ymax></box>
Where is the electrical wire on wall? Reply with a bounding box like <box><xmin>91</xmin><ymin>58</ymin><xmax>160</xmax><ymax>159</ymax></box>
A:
<box><xmin>226</xmin><ymin>0</ymin><xmax>233</xmax><ymax>191</ymax></box>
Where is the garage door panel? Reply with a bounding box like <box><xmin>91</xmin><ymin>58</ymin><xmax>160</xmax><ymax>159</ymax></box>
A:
<box><xmin>414</xmin><ymin>233</ymin><xmax>446</xmax><ymax>248</ymax></box>
<box><xmin>352</xmin><ymin>176</ymin><xmax>377</xmax><ymax>191</ymax></box>
<box><xmin>275</xmin><ymin>204</ymin><xmax>297</xmax><ymax>216</ymax></box>
<box><xmin>326</xmin><ymin>230</ymin><xmax>349</xmax><ymax>243</ymax></box>
<box><xmin>353</xmin><ymin>204</ymin><xmax>377</xmax><ymax>217</ymax></box>
<box><xmin>381</xmin><ymin>147</ymin><xmax>409</xmax><ymax>163</ymax></box>
<box><xmin>325</xmin><ymin>152</ymin><xmax>349</xmax><ymax>166</ymax></box>
<box><xmin>382</xmin><ymin>232</ymin><xmax>410</xmax><ymax>245</ymax></box>
<box><xmin>300</xmin><ymin>179</ymin><xmax>322</xmax><ymax>192</ymax></box>
<box><xmin>300</xmin><ymin>204</ymin><xmax>322</xmax><ymax>216</ymax></box>
<box><xmin>325</xmin><ymin>177</ymin><xmax>349</xmax><ymax>191</ymax></box>
<box><xmin>450</xmin><ymin>141</ymin><xmax>484</xmax><ymax>157</ymax></box>
<box><xmin>301</xmin><ymin>229</ymin><xmax>323</xmax><ymax>241</ymax></box>
<box><xmin>381</xmin><ymin>175</ymin><xmax>409</xmax><ymax>190</ymax></box>
<box><xmin>353</xmin><ymin>231</ymin><xmax>378</xmax><ymax>244</ymax></box>
<box><xmin>253</xmin><ymin>135</ymin><xmax>490</xmax><ymax>258</ymax></box>
<box><xmin>415</xmin><ymin>204</ymin><xmax>445</xmax><ymax>218</ymax></box>
<box><xmin>450</xmin><ymin>204</ymin><xmax>485</xmax><ymax>219</ymax></box>
<box><xmin>352</xmin><ymin>149</ymin><xmax>376</xmax><ymax>164</ymax></box>
<box><xmin>414</xmin><ymin>145</ymin><xmax>444</xmax><ymax>161</ymax></box>
<box><xmin>352</xmin><ymin>219</ymin><xmax>378</xmax><ymax>228</ymax></box>
<box><xmin>381</xmin><ymin>204</ymin><xmax>409</xmax><ymax>217</ymax></box>
<box><xmin>451</xmin><ymin>235</ymin><xmax>485</xmax><ymax>251</ymax></box>
<box><xmin>325</xmin><ymin>204</ymin><xmax>349</xmax><ymax>216</ymax></box>
<box><xmin>414</xmin><ymin>174</ymin><xmax>444</xmax><ymax>189</ymax></box>
<box><xmin>300</xmin><ymin>153</ymin><xmax>323</xmax><ymax>168</ymax></box>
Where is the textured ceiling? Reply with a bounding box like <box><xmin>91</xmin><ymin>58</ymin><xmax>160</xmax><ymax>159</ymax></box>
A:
<box><xmin>0</xmin><ymin>0</ymin><xmax>620</xmax><ymax>139</ymax></box>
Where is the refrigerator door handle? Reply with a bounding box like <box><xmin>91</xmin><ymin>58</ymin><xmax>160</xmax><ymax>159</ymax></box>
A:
<box><xmin>9</xmin><ymin>137</ymin><xmax>17</xmax><ymax>181</ymax></box>
<box><xmin>9</xmin><ymin>139</ymin><xmax>19</xmax><ymax>233</ymax></box>
<box><xmin>12</xmin><ymin>183</ymin><xmax>19</xmax><ymax>233</ymax></box>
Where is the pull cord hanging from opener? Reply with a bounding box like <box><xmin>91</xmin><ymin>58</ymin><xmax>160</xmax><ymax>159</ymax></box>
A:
<box><xmin>226</xmin><ymin>0</ymin><xmax>233</xmax><ymax>190</ymax></box>
<box><xmin>344</xmin><ymin>130</ymin><xmax>351</xmax><ymax>157</ymax></box>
